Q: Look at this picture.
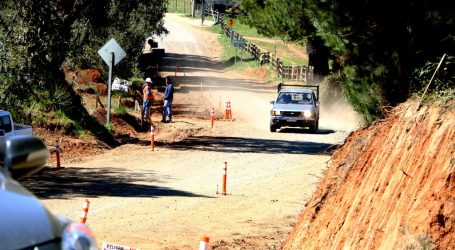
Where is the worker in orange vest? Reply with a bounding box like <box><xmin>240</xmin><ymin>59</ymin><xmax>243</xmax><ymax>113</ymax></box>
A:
<box><xmin>143</xmin><ymin>77</ymin><xmax>153</xmax><ymax>120</ymax></box>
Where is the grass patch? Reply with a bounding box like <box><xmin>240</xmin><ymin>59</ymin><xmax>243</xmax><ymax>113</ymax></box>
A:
<box><xmin>54</xmin><ymin>110</ymin><xmax>75</xmax><ymax>127</ymax></box>
<box><xmin>115</xmin><ymin>106</ymin><xmax>128</xmax><ymax>115</ymax></box>
<box><xmin>227</xmin><ymin>16</ymin><xmax>280</xmax><ymax>40</ymax></box>
<box><xmin>212</xmin><ymin>21</ymin><xmax>308</xmax><ymax>75</ymax></box>
<box><xmin>227</xmin><ymin>18</ymin><xmax>262</xmax><ymax>38</ymax></box>
<box><xmin>210</xmin><ymin>17</ymin><xmax>308</xmax><ymax>68</ymax></box>
<box><xmin>74</xmin><ymin>124</ymin><xmax>91</xmax><ymax>139</ymax></box>
<box><xmin>105</xmin><ymin>122</ymin><xmax>114</xmax><ymax>133</ymax></box>
<box><xmin>216</xmin><ymin>29</ymin><xmax>259</xmax><ymax>71</ymax></box>
<box><xmin>251</xmin><ymin>40</ymin><xmax>308</xmax><ymax>65</ymax></box>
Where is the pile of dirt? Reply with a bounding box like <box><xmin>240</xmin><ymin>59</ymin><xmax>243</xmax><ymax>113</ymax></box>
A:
<box><xmin>63</xmin><ymin>68</ymin><xmax>108</xmax><ymax>94</ymax></box>
<box><xmin>282</xmin><ymin>100</ymin><xmax>454</xmax><ymax>249</ymax></box>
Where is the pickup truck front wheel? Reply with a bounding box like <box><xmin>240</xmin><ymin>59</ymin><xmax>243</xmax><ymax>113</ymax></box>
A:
<box><xmin>309</xmin><ymin>121</ymin><xmax>318</xmax><ymax>133</ymax></box>
<box><xmin>270</xmin><ymin>124</ymin><xmax>277</xmax><ymax>132</ymax></box>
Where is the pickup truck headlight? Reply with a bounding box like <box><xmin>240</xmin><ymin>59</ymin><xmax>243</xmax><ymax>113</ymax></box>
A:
<box><xmin>302</xmin><ymin>110</ymin><xmax>314</xmax><ymax>118</ymax></box>
<box><xmin>62</xmin><ymin>223</ymin><xmax>97</xmax><ymax>250</ymax></box>
<box><xmin>271</xmin><ymin>110</ymin><xmax>281</xmax><ymax>116</ymax></box>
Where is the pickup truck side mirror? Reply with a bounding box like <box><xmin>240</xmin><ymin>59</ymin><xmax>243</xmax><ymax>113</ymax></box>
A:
<box><xmin>0</xmin><ymin>135</ymin><xmax>49</xmax><ymax>180</ymax></box>
<box><xmin>270</xmin><ymin>100</ymin><xmax>275</xmax><ymax>104</ymax></box>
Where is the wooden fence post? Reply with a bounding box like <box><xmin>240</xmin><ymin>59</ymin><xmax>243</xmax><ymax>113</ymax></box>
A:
<box><xmin>299</xmin><ymin>67</ymin><xmax>302</xmax><ymax>82</ymax></box>
<box><xmin>278</xmin><ymin>61</ymin><xmax>282</xmax><ymax>78</ymax></box>
<box><xmin>303</xmin><ymin>67</ymin><xmax>307</xmax><ymax>83</ymax></box>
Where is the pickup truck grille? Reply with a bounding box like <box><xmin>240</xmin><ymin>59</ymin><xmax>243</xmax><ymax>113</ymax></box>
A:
<box><xmin>282</xmin><ymin>111</ymin><xmax>302</xmax><ymax>117</ymax></box>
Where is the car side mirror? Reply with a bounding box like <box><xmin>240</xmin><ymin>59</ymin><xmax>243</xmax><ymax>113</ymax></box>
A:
<box><xmin>0</xmin><ymin>135</ymin><xmax>49</xmax><ymax>180</ymax></box>
<box><xmin>0</xmin><ymin>129</ymin><xmax>4</xmax><ymax>136</ymax></box>
<box><xmin>270</xmin><ymin>100</ymin><xmax>275</xmax><ymax>104</ymax></box>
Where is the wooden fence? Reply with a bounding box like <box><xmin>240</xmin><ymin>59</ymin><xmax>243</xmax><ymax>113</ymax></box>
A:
<box><xmin>209</xmin><ymin>10</ymin><xmax>313</xmax><ymax>82</ymax></box>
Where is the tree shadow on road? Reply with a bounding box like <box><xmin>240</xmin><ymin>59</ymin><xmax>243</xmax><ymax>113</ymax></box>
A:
<box><xmin>160</xmin><ymin>53</ymin><xmax>225</xmax><ymax>73</ymax></box>
<box><xmin>165</xmin><ymin>136</ymin><xmax>338</xmax><ymax>155</ymax></box>
<box><xmin>20</xmin><ymin>167</ymin><xmax>211</xmax><ymax>200</ymax></box>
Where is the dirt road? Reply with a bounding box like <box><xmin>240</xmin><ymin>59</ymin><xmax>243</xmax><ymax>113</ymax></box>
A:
<box><xmin>36</xmin><ymin>14</ymin><xmax>359</xmax><ymax>249</ymax></box>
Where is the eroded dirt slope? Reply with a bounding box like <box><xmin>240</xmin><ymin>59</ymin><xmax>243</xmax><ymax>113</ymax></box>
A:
<box><xmin>282</xmin><ymin>100</ymin><xmax>454</xmax><ymax>249</ymax></box>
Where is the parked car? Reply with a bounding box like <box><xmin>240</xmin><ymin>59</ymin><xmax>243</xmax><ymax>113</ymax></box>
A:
<box><xmin>269</xmin><ymin>83</ymin><xmax>320</xmax><ymax>132</ymax></box>
<box><xmin>0</xmin><ymin>110</ymin><xmax>33</xmax><ymax>137</ymax></box>
<box><xmin>0</xmin><ymin>135</ymin><xmax>97</xmax><ymax>250</ymax></box>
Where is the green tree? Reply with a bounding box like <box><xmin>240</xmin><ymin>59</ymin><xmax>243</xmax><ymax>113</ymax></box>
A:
<box><xmin>240</xmin><ymin>0</ymin><xmax>455</xmax><ymax>122</ymax></box>
<box><xmin>306</xmin><ymin>0</ymin><xmax>454</xmax><ymax>121</ymax></box>
<box><xmin>66</xmin><ymin>0</ymin><xmax>168</xmax><ymax>78</ymax></box>
<box><xmin>240</xmin><ymin>0</ymin><xmax>330</xmax><ymax>76</ymax></box>
<box><xmin>0</xmin><ymin>0</ymin><xmax>167</xmax><ymax>144</ymax></box>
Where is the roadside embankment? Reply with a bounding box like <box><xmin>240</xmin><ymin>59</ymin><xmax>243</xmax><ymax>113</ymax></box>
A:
<box><xmin>282</xmin><ymin>100</ymin><xmax>454</xmax><ymax>249</ymax></box>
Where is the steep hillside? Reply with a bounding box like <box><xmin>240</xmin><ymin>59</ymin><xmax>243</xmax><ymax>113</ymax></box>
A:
<box><xmin>282</xmin><ymin>100</ymin><xmax>454</xmax><ymax>249</ymax></box>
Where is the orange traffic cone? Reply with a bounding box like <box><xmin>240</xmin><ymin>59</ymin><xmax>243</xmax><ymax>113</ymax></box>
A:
<box><xmin>199</xmin><ymin>236</ymin><xmax>210</xmax><ymax>250</ymax></box>
<box><xmin>80</xmin><ymin>199</ymin><xmax>90</xmax><ymax>224</ymax></box>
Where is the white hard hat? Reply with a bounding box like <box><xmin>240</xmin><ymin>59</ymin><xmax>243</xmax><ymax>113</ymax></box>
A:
<box><xmin>145</xmin><ymin>77</ymin><xmax>152</xmax><ymax>83</ymax></box>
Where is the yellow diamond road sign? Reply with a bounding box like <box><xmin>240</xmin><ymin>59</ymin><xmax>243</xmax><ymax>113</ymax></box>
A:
<box><xmin>228</xmin><ymin>18</ymin><xmax>235</xmax><ymax>27</ymax></box>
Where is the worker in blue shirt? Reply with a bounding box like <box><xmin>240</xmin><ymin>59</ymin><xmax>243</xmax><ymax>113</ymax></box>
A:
<box><xmin>162</xmin><ymin>76</ymin><xmax>174</xmax><ymax>123</ymax></box>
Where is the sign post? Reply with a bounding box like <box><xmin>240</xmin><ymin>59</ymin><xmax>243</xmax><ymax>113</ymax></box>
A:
<box><xmin>98</xmin><ymin>38</ymin><xmax>126</xmax><ymax>126</ymax></box>
<box><xmin>235</xmin><ymin>46</ymin><xmax>237</xmax><ymax>65</ymax></box>
<box><xmin>107</xmin><ymin>52</ymin><xmax>114</xmax><ymax>125</ymax></box>
<box><xmin>233</xmin><ymin>39</ymin><xmax>245</xmax><ymax>65</ymax></box>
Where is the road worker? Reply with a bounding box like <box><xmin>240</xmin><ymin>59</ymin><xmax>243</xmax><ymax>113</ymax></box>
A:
<box><xmin>162</xmin><ymin>76</ymin><xmax>174</xmax><ymax>123</ymax></box>
<box><xmin>143</xmin><ymin>77</ymin><xmax>153</xmax><ymax>120</ymax></box>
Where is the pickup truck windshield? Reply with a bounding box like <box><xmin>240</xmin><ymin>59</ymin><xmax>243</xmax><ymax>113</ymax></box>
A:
<box><xmin>0</xmin><ymin>115</ymin><xmax>13</xmax><ymax>132</ymax></box>
<box><xmin>276</xmin><ymin>92</ymin><xmax>313</xmax><ymax>105</ymax></box>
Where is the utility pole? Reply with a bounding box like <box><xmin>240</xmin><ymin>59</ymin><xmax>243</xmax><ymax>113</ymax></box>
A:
<box><xmin>192</xmin><ymin>0</ymin><xmax>196</xmax><ymax>17</ymax></box>
<box><xmin>201</xmin><ymin>0</ymin><xmax>206</xmax><ymax>25</ymax></box>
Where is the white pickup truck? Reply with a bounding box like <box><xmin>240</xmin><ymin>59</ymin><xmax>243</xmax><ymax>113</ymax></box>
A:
<box><xmin>0</xmin><ymin>110</ymin><xmax>33</xmax><ymax>137</ymax></box>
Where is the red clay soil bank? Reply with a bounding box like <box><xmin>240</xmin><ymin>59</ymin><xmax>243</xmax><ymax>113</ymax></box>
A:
<box><xmin>282</xmin><ymin>100</ymin><xmax>454</xmax><ymax>249</ymax></box>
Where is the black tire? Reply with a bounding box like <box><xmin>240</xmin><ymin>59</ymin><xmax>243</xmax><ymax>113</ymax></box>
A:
<box><xmin>270</xmin><ymin>125</ymin><xmax>277</xmax><ymax>132</ymax></box>
<box><xmin>309</xmin><ymin>121</ymin><xmax>317</xmax><ymax>133</ymax></box>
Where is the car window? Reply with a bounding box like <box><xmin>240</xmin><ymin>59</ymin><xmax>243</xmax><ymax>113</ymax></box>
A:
<box><xmin>277</xmin><ymin>92</ymin><xmax>313</xmax><ymax>105</ymax></box>
<box><xmin>276</xmin><ymin>93</ymin><xmax>291</xmax><ymax>104</ymax></box>
<box><xmin>0</xmin><ymin>115</ymin><xmax>12</xmax><ymax>132</ymax></box>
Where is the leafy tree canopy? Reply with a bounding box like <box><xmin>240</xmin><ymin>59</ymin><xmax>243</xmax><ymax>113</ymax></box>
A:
<box><xmin>0</xmin><ymin>0</ymin><xmax>167</xmax><ymax>142</ymax></box>
<box><xmin>240</xmin><ymin>0</ymin><xmax>455</xmax><ymax>122</ymax></box>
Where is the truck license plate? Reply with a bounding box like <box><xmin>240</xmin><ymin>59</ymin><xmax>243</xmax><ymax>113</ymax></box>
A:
<box><xmin>286</xmin><ymin>117</ymin><xmax>298</xmax><ymax>122</ymax></box>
